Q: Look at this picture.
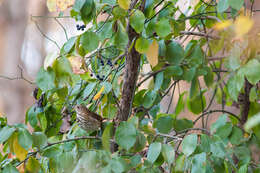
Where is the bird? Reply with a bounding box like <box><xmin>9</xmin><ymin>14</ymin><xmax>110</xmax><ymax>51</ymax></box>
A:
<box><xmin>74</xmin><ymin>104</ymin><xmax>103</xmax><ymax>132</ymax></box>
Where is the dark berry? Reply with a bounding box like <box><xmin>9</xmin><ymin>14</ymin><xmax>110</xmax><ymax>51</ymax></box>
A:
<box><xmin>97</xmin><ymin>75</ymin><xmax>100</xmax><ymax>79</ymax></box>
<box><xmin>76</xmin><ymin>24</ymin><xmax>80</xmax><ymax>28</ymax></box>
<box><xmin>82</xmin><ymin>24</ymin><xmax>86</xmax><ymax>28</ymax></box>
<box><xmin>90</xmin><ymin>73</ymin><xmax>93</xmax><ymax>77</ymax></box>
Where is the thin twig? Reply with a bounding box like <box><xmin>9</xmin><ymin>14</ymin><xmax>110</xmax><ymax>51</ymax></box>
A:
<box><xmin>193</xmin><ymin>110</ymin><xmax>241</xmax><ymax>125</ymax></box>
<box><xmin>31</xmin><ymin>16</ymin><xmax>60</xmax><ymax>49</ymax></box>
<box><xmin>0</xmin><ymin>65</ymin><xmax>34</xmax><ymax>85</ymax></box>
<box><xmin>180</xmin><ymin>31</ymin><xmax>220</xmax><ymax>39</ymax></box>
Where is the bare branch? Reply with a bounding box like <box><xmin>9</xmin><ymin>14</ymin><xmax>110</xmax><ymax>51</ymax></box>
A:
<box><xmin>0</xmin><ymin>65</ymin><xmax>34</xmax><ymax>85</ymax></box>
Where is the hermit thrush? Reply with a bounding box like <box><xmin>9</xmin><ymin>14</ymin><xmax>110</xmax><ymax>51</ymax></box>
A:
<box><xmin>74</xmin><ymin>104</ymin><xmax>103</xmax><ymax>132</ymax></box>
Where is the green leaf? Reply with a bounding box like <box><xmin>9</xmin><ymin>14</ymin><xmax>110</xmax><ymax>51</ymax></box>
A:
<box><xmin>166</xmin><ymin>41</ymin><xmax>184</xmax><ymax>65</ymax></box>
<box><xmin>175</xmin><ymin>154</ymin><xmax>185</xmax><ymax>172</ymax></box>
<box><xmin>162</xmin><ymin>144</ymin><xmax>175</xmax><ymax>164</ymax></box>
<box><xmin>147</xmin><ymin>142</ymin><xmax>161</xmax><ymax>163</ymax></box>
<box><xmin>228</xmin><ymin>0</ymin><xmax>244</xmax><ymax>10</ymax></box>
<box><xmin>135</xmin><ymin>37</ymin><xmax>150</xmax><ymax>54</ymax></box>
<box><xmin>80</xmin><ymin>31</ymin><xmax>99</xmax><ymax>52</ymax></box>
<box><xmin>210</xmin><ymin>114</ymin><xmax>227</xmax><ymax>133</ymax></box>
<box><xmin>200</xmin><ymin>134</ymin><xmax>211</xmax><ymax>153</ymax></box>
<box><xmin>154</xmin><ymin>72</ymin><xmax>164</xmax><ymax>91</ymax></box>
<box><xmin>0</xmin><ymin>126</ymin><xmax>15</xmax><ymax>143</ymax></box>
<box><xmin>53</xmin><ymin>56</ymin><xmax>73</xmax><ymax>86</ymax></box>
<box><xmin>118</xmin><ymin>0</ymin><xmax>130</xmax><ymax>10</ymax></box>
<box><xmin>80</xmin><ymin>0</ymin><xmax>94</xmax><ymax>19</ymax></box>
<box><xmin>249</xmin><ymin>86</ymin><xmax>258</xmax><ymax>102</ymax></box>
<box><xmin>238</xmin><ymin>164</ymin><xmax>248</xmax><ymax>173</ymax></box>
<box><xmin>210</xmin><ymin>140</ymin><xmax>226</xmax><ymax>158</ymax></box>
<box><xmin>227</xmin><ymin>75</ymin><xmax>240</xmax><ymax>101</ymax></box>
<box><xmin>18</xmin><ymin>128</ymin><xmax>33</xmax><ymax>150</ymax></box>
<box><xmin>44</xmin><ymin>51</ymin><xmax>58</xmax><ymax>70</ymax></box>
<box><xmin>244</xmin><ymin>112</ymin><xmax>260</xmax><ymax>132</ymax></box>
<box><xmin>175</xmin><ymin>92</ymin><xmax>186</xmax><ymax>116</ymax></box>
<box><xmin>101</xmin><ymin>81</ymin><xmax>112</xmax><ymax>94</ymax></box>
<box><xmin>204</xmin><ymin>67</ymin><xmax>214</xmax><ymax>87</ymax></box>
<box><xmin>182</xmin><ymin>134</ymin><xmax>197</xmax><ymax>156</ymax></box>
<box><xmin>189</xmin><ymin>78</ymin><xmax>199</xmax><ymax>100</ymax></box>
<box><xmin>187</xmin><ymin>91</ymin><xmax>206</xmax><ymax>115</ymax></box>
<box><xmin>3</xmin><ymin>164</ymin><xmax>19</xmax><ymax>173</ymax></box>
<box><xmin>243</xmin><ymin>59</ymin><xmax>260</xmax><ymax>85</ymax></box>
<box><xmin>130</xmin><ymin>131</ymin><xmax>146</xmax><ymax>152</ymax></box>
<box><xmin>26</xmin><ymin>157</ymin><xmax>40</xmax><ymax>173</ymax></box>
<box><xmin>130</xmin><ymin>154</ymin><xmax>142</xmax><ymax>168</ymax></box>
<box><xmin>173</xmin><ymin>118</ymin><xmax>193</xmax><ymax>132</ymax></box>
<box><xmin>73</xmin><ymin>0</ymin><xmax>86</xmax><ymax>12</ymax></box>
<box><xmin>83</xmin><ymin>82</ymin><xmax>97</xmax><ymax>98</ymax></box>
<box><xmin>215</xmin><ymin>123</ymin><xmax>233</xmax><ymax>139</ymax></box>
<box><xmin>36</xmin><ymin>67</ymin><xmax>56</xmax><ymax>91</ymax></box>
<box><xmin>115</xmin><ymin>122</ymin><xmax>137</xmax><ymax>150</ymax></box>
<box><xmin>229</xmin><ymin>126</ymin><xmax>243</xmax><ymax>145</ymax></box>
<box><xmin>143</xmin><ymin>90</ymin><xmax>157</xmax><ymax>108</ymax></box>
<box><xmin>155</xmin><ymin>18</ymin><xmax>171</xmax><ymax>38</ymax></box>
<box><xmin>130</xmin><ymin>10</ymin><xmax>145</xmax><ymax>33</ymax></box>
<box><xmin>61</xmin><ymin>37</ymin><xmax>77</xmax><ymax>54</ymax></box>
<box><xmin>32</xmin><ymin>132</ymin><xmax>47</xmax><ymax>149</ymax></box>
<box><xmin>226</xmin><ymin>44</ymin><xmax>241</xmax><ymax>71</ymax></box>
<box><xmin>102</xmin><ymin>123</ymin><xmax>113</xmax><ymax>151</ymax></box>
<box><xmin>154</xmin><ymin>116</ymin><xmax>173</xmax><ymax>133</ymax></box>
<box><xmin>164</xmin><ymin>65</ymin><xmax>183</xmax><ymax>77</ymax></box>
<box><xmin>217</xmin><ymin>0</ymin><xmax>229</xmax><ymax>13</ymax></box>
<box><xmin>191</xmin><ymin>152</ymin><xmax>206</xmax><ymax>173</ymax></box>
<box><xmin>114</xmin><ymin>22</ymin><xmax>129</xmax><ymax>49</ymax></box>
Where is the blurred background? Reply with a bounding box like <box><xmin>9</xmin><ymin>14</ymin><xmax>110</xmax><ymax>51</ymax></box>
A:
<box><xmin>0</xmin><ymin>0</ymin><xmax>259</xmax><ymax>125</ymax></box>
<box><xmin>0</xmin><ymin>0</ymin><xmax>80</xmax><ymax>124</ymax></box>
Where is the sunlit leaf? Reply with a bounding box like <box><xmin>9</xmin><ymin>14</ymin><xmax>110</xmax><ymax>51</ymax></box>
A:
<box><xmin>44</xmin><ymin>51</ymin><xmax>58</xmax><ymax>70</ymax></box>
<box><xmin>244</xmin><ymin>112</ymin><xmax>260</xmax><ymax>132</ymax></box>
<box><xmin>146</xmin><ymin>40</ymin><xmax>159</xmax><ymax>67</ymax></box>
<box><xmin>234</xmin><ymin>16</ymin><xmax>254</xmax><ymax>37</ymax></box>
<box><xmin>118</xmin><ymin>0</ymin><xmax>130</xmax><ymax>10</ymax></box>
<box><xmin>47</xmin><ymin>0</ymin><xmax>75</xmax><ymax>12</ymax></box>
<box><xmin>13</xmin><ymin>133</ymin><xmax>28</xmax><ymax>161</ymax></box>
<box><xmin>214</xmin><ymin>20</ymin><xmax>232</xmax><ymax>30</ymax></box>
<box><xmin>93</xmin><ymin>86</ymin><xmax>105</xmax><ymax>100</ymax></box>
<box><xmin>68</xmin><ymin>56</ymin><xmax>86</xmax><ymax>74</ymax></box>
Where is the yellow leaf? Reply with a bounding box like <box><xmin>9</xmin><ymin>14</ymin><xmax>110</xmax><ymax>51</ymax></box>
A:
<box><xmin>214</xmin><ymin>20</ymin><xmax>232</xmax><ymax>30</ymax></box>
<box><xmin>146</xmin><ymin>40</ymin><xmax>159</xmax><ymax>67</ymax></box>
<box><xmin>68</xmin><ymin>56</ymin><xmax>86</xmax><ymax>74</ymax></box>
<box><xmin>13</xmin><ymin>134</ymin><xmax>28</xmax><ymax>161</ymax></box>
<box><xmin>93</xmin><ymin>86</ymin><xmax>105</xmax><ymax>100</ymax></box>
<box><xmin>47</xmin><ymin>0</ymin><xmax>74</xmax><ymax>12</ymax></box>
<box><xmin>234</xmin><ymin>16</ymin><xmax>254</xmax><ymax>37</ymax></box>
<box><xmin>118</xmin><ymin>0</ymin><xmax>130</xmax><ymax>10</ymax></box>
<box><xmin>26</xmin><ymin>157</ymin><xmax>40</xmax><ymax>173</ymax></box>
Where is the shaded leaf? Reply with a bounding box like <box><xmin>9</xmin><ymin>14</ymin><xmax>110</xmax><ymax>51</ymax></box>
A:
<box><xmin>115</xmin><ymin>122</ymin><xmax>137</xmax><ymax>150</ymax></box>
<box><xmin>182</xmin><ymin>134</ymin><xmax>197</xmax><ymax>156</ymax></box>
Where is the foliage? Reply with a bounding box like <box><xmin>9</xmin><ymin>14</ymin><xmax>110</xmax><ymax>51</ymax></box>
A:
<box><xmin>1</xmin><ymin>0</ymin><xmax>260</xmax><ymax>172</ymax></box>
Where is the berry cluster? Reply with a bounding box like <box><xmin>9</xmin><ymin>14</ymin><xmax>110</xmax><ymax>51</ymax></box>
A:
<box><xmin>76</xmin><ymin>24</ymin><xmax>86</xmax><ymax>31</ymax></box>
<box><xmin>96</xmin><ymin>74</ymin><xmax>105</xmax><ymax>81</ymax></box>
<box><xmin>107</xmin><ymin>59</ymin><xmax>113</xmax><ymax>67</ymax></box>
